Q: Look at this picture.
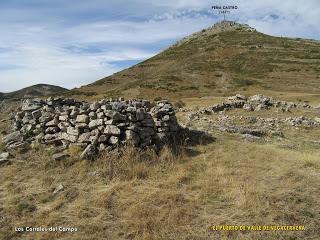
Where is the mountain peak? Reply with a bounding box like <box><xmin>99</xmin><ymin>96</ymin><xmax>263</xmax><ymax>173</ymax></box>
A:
<box><xmin>1</xmin><ymin>84</ymin><xmax>68</xmax><ymax>100</ymax></box>
<box><xmin>209</xmin><ymin>20</ymin><xmax>256</xmax><ymax>33</ymax></box>
<box><xmin>78</xmin><ymin>20</ymin><xmax>320</xmax><ymax>100</ymax></box>
<box><xmin>175</xmin><ymin>21</ymin><xmax>256</xmax><ymax>46</ymax></box>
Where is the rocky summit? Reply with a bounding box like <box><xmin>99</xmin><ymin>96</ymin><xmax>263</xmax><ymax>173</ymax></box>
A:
<box><xmin>3</xmin><ymin>97</ymin><xmax>180</xmax><ymax>159</ymax></box>
<box><xmin>176</xmin><ymin>20</ymin><xmax>256</xmax><ymax>46</ymax></box>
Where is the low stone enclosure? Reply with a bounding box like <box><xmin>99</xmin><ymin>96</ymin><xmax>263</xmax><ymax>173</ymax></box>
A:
<box><xmin>198</xmin><ymin>94</ymin><xmax>312</xmax><ymax>114</ymax></box>
<box><xmin>2</xmin><ymin>97</ymin><xmax>187</xmax><ymax>160</ymax></box>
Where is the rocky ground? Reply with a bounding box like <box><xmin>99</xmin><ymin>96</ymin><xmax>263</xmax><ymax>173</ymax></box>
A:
<box><xmin>0</xmin><ymin>93</ymin><xmax>319</xmax><ymax>240</ymax></box>
<box><xmin>178</xmin><ymin>94</ymin><xmax>320</xmax><ymax>146</ymax></box>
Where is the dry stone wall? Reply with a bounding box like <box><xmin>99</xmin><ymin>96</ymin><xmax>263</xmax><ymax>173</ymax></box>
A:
<box><xmin>4</xmin><ymin>97</ymin><xmax>180</xmax><ymax>159</ymax></box>
<box><xmin>195</xmin><ymin>94</ymin><xmax>312</xmax><ymax>114</ymax></box>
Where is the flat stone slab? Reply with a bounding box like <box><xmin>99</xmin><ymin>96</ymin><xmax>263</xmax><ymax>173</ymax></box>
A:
<box><xmin>52</xmin><ymin>153</ymin><xmax>70</xmax><ymax>161</ymax></box>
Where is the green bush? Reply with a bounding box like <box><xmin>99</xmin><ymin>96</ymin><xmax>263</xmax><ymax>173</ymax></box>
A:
<box><xmin>16</xmin><ymin>201</ymin><xmax>36</xmax><ymax>215</ymax></box>
<box><xmin>233</xmin><ymin>78</ymin><xmax>256</xmax><ymax>87</ymax></box>
<box><xmin>179</xmin><ymin>86</ymin><xmax>199</xmax><ymax>91</ymax></box>
<box><xmin>153</xmin><ymin>97</ymin><xmax>163</xmax><ymax>101</ymax></box>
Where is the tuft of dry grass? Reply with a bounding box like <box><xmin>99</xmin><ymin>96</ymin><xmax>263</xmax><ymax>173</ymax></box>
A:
<box><xmin>0</xmin><ymin>137</ymin><xmax>319</xmax><ymax>240</ymax></box>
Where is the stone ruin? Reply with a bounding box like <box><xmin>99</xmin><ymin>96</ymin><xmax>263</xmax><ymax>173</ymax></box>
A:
<box><xmin>182</xmin><ymin>94</ymin><xmax>320</xmax><ymax>143</ymax></box>
<box><xmin>2</xmin><ymin>97</ymin><xmax>181</xmax><ymax>159</ymax></box>
<box><xmin>195</xmin><ymin>94</ymin><xmax>312</xmax><ymax>114</ymax></box>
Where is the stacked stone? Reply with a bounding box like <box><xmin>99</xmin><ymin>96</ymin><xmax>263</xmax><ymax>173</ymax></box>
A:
<box><xmin>151</xmin><ymin>100</ymin><xmax>179</xmax><ymax>143</ymax></box>
<box><xmin>197</xmin><ymin>94</ymin><xmax>312</xmax><ymax>114</ymax></box>
<box><xmin>4</xmin><ymin>97</ymin><xmax>180</xmax><ymax>159</ymax></box>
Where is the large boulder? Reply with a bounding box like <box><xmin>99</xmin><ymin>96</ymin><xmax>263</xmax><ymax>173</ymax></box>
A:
<box><xmin>108</xmin><ymin>136</ymin><xmax>119</xmax><ymax>145</ymax></box>
<box><xmin>76</xmin><ymin>115</ymin><xmax>89</xmax><ymax>123</ymax></box>
<box><xmin>6</xmin><ymin>141</ymin><xmax>29</xmax><ymax>151</ymax></box>
<box><xmin>67</xmin><ymin>127</ymin><xmax>80</xmax><ymax>136</ymax></box>
<box><xmin>59</xmin><ymin>132</ymin><xmax>78</xmax><ymax>143</ymax></box>
<box><xmin>98</xmin><ymin>135</ymin><xmax>108</xmax><ymax>143</ymax></box>
<box><xmin>105</xmin><ymin>111</ymin><xmax>126</xmax><ymax>121</ymax></box>
<box><xmin>31</xmin><ymin>109</ymin><xmax>42</xmax><ymax>119</ymax></box>
<box><xmin>22</xmin><ymin>99</ymin><xmax>42</xmax><ymax>111</ymax></box>
<box><xmin>104</xmin><ymin>125</ymin><xmax>121</xmax><ymax>136</ymax></box>
<box><xmin>78</xmin><ymin>132</ymin><xmax>91</xmax><ymax>143</ymax></box>
<box><xmin>3</xmin><ymin>131</ymin><xmax>23</xmax><ymax>144</ymax></box>
<box><xmin>58</xmin><ymin>115</ymin><xmax>69</xmax><ymax>121</ymax></box>
<box><xmin>90</xmin><ymin>102</ymin><xmax>101</xmax><ymax>111</ymax></box>
<box><xmin>0</xmin><ymin>152</ymin><xmax>10</xmax><ymax>159</ymax></box>
<box><xmin>89</xmin><ymin>119</ymin><xmax>104</xmax><ymax>129</ymax></box>
<box><xmin>46</xmin><ymin>118</ymin><xmax>59</xmax><ymax>127</ymax></box>
<box><xmin>52</xmin><ymin>153</ymin><xmax>70</xmax><ymax>161</ymax></box>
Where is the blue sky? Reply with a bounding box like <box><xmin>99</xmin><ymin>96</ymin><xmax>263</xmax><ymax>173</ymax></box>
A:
<box><xmin>0</xmin><ymin>0</ymin><xmax>319</xmax><ymax>92</ymax></box>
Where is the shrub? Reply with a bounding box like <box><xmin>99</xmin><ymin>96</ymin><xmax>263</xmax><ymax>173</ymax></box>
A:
<box><xmin>179</xmin><ymin>86</ymin><xmax>199</xmax><ymax>91</ymax></box>
<box><xmin>16</xmin><ymin>201</ymin><xmax>36</xmax><ymax>215</ymax></box>
<box><xmin>154</xmin><ymin>97</ymin><xmax>163</xmax><ymax>101</ymax></box>
<box><xmin>233</xmin><ymin>78</ymin><xmax>256</xmax><ymax>87</ymax></box>
<box><xmin>0</xmin><ymin>142</ymin><xmax>5</xmax><ymax>151</ymax></box>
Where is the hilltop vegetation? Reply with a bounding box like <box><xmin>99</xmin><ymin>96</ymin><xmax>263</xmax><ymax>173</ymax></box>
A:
<box><xmin>0</xmin><ymin>84</ymin><xmax>68</xmax><ymax>100</ymax></box>
<box><xmin>74</xmin><ymin>21</ymin><xmax>320</xmax><ymax>100</ymax></box>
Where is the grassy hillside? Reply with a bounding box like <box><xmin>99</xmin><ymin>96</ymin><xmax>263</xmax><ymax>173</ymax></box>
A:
<box><xmin>1</xmin><ymin>84</ymin><xmax>69</xmax><ymax>100</ymax></box>
<box><xmin>73</xmin><ymin>21</ymin><xmax>320</xmax><ymax>100</ymax></box>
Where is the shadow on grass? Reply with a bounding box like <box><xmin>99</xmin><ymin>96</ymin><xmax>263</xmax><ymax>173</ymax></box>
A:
<box><xmin>164</xmin><ymin>127</ymin><xmax>216</xmax><ymax>157</ymax></box>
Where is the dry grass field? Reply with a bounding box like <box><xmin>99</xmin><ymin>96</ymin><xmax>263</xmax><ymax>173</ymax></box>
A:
<box><xmin>1</xmin><ymin>91</ymin><xmax>319</xmax><ymax>240</ymax></box>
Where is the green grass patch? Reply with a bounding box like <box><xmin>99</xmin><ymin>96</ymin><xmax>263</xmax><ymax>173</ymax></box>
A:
<box><xmin>16</xmin><ymin>201</ymin><xmax>36</xmax><ymax>215</ymax></box>
<box><xmin>40</xmin><ymin>195</ymin><xmax>55</xmax><ymax>204</ymax></box>
<box><xmin>0</xmin><ymin>142</ymin><xmax>5</xmax><ymax>151</ymax></box>
<box><xmin>204</xmin><ymin>82</ymin><xmax>216</xmax><ymax>88</ymax></box>
<box><xmin>161</xmin><ymin>75</ymin><xmax>182</xmax><ymax>82</ymax></box>
<box><xmin>179</xmin><ymin>85</ymin><xmax>199</xmax><ymax>91</ymax></box>
<box><xmin>300</xmin><ymin>207</ymin><xmax>315</xmax><ymax>218</ymax></box>
<box><xmin>232</xmin><ymin>78</ymin><xmax>257</xmax><ymax>87</ymax></box>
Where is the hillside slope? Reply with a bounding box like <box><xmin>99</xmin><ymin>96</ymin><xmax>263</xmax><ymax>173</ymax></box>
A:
<box><xmin>75</xmin><ymin>21</ymin><xmax>320</xmax><ymax>100</ymax></box>
<box><xmin>1</xmin><ymin>84</ymin><xmax>69</xmax><ymax>100</ymax></box>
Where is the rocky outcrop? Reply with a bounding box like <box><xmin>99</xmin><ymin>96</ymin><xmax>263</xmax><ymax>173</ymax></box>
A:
<box><xmin>4</xmin><ymin>97</ymin><xmax>181</xmax><ymax>159</ymax></box>
<box><xmin>175</xmin><ymin>21</ymin><xmax>256</xmax><ymax>47</ymax></box>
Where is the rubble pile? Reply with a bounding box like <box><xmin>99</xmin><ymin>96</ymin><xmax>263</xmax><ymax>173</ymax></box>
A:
<box><xmin>198</xmin><ymin>94</ymin><xmax>311</xmax><ymax>114</ymax></box>
<box><xmin>184</xmin><ymin>94</ymin><xmax>320</xmax><ymax>142</ymax></box>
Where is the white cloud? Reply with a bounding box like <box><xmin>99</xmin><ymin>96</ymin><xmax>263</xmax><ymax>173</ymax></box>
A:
<box><xmin>0</xmin><ymin>42</ymin><xmax>155</xmax><ymax>92</ymax></box>
<box><xmin>0</xmin><ymin>45</ymin><xmax>115</xmax><ymax>91</ymax></box>
<box><xmin>0</xmin><ymin>17</ymin><xmax>213</xmax><ymax>92</ymax></box>
<box><xmin>0</xmin><ymin>0</ymin><xmax>319</xmax><ymax>92</ymax></box>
